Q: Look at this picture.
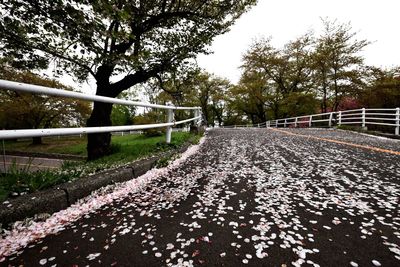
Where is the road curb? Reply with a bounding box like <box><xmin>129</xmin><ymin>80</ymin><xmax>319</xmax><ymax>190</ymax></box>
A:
<box><xmin>0</xmin><ymin>143</ymin><xmax>191</xmax><ymax>227</ymax></box>
<box><xmin>0</xmin><ymin>189</ymin><xmax>69</xmax><ymax>226</ymax></box>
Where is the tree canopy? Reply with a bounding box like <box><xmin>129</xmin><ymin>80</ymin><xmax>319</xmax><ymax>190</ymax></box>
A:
<box><xmin>141</xmin><ymin>19</ymin><xmax>398</xmax><ymax>128</ymax></box>
<box><xmin>0</xmin><ymin>0</ymin><xmax>256</xmax><ymax>90</ymax></box>
<box><xmin>227</xmin><ymin>19</ymin><xmax>376</xmax><ymax>124</ymax></box>
<box><xmin>197</xmin><ymin>19</ymin><xmax>398</xmax><ymax>126</ymax></box>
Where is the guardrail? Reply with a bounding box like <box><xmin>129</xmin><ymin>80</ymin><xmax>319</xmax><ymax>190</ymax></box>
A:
<box><xmin>265</xmin><ymin>108</ymin><xmax>400</xmax><ymax>135</ymax></box>
<box><xmin>0</xmin><ymin>79</ymin><xmax>202</xmax><ymax>143</ymax></box>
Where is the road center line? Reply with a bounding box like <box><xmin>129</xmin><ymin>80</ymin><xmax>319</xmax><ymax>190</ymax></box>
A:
<box><xmin>269</xmin><ymin>128</ymin><xmax>400</xmax><ymax>156</ymax></box>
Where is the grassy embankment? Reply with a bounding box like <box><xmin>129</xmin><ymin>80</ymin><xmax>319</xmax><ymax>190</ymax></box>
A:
<box><xmin>0</xmin><ymin>132</ymin><xmax>202</xmax><ymax>201</ymax></box>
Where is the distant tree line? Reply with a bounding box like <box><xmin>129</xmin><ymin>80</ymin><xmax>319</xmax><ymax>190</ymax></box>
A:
<box><xmin>235</xmin><ymin>19</ymin><xmax>399</xmax><ymax>124</ymax></box>
<box><xmin>150</xmin><ymin>19</ymin><xmax>399</xmax><ymax>126</ymax></box>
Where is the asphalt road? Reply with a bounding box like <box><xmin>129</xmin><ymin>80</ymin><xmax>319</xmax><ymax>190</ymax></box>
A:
<box><xmin>0</xmin><ymin>155</ymin><xmax>64</xmax><ymax>173</ymax></box>
<box><xmin>1</xmin><ymin>128</ymin><xmax>400</xmax><ymax>266</ymax></box>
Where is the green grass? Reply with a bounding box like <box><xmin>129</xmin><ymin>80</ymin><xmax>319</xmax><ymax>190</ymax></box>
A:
<box><xmin>3</xmin><ymin>132</ymin><xmax>197</xmax><ymax>156</ymax></box>
<box><xmin>82</xmin><ymin>132</ymin><xmax>197</xmax><ymax>168</ymax></box>
<box><xmin>3</xmin><ymin>135</ymin><xmax>87</xmax><ymax>156</ymax></box>
<box><xmin>1</xmin><ymin>160</ymin><xmax>71</xmax><ymax>198</ymax></box>
<box><xmin>0</xmin><ymin>132</ymin><xmax>201</xmax><ymax>201</ymax></box>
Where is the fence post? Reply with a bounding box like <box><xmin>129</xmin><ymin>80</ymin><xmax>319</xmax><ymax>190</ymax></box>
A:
<box><xmin>338</xmin><ymin>111</ymin><xmax>342</xmax><ymax>126</ymax></box>
<box><xmin>309</xmin><ymin>115</ymin><xmax>312</xmax><ymax>127</ymax></box>
<box><xmin>198</xmin><ymin>108</ymin><xmax>203</xmax><ymax>126</ymax></box>
<box><xmin>328</xmin><ymin>112</ymin><xmax>333</xmax><ymax>127</ymax></box>
<box><xmin>284</xmin><ymin>119</ymin><xmax>287</xmax><ymax>128</ymax></box>
<box><xmin>362</xmin><ymin>108</ymin><xmax>366</xmax><ymax>129</ymax></box>
<box><xmin>396</xmin><ymin>107</ymin><xmax>400</xmax><ymax>135</ymax></box>
<box><xmin>166</xmin><ymin>108</ymin><xmax>174</xmax><ymax>144</ymax></box>
<box><xmin>294</xmin><ymin>117</ymin><xmax>298</xmax><ymax>128</ymax></box>
<box><xmin>195</xmin><ymin>108</ymin><xmax>201</xmax><ymax>126</ymax></box>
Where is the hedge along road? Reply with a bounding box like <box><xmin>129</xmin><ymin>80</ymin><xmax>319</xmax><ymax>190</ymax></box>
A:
<box><xmin>1</xmin><ymin>128</ymin><xmax>400</xmax><ymax>266</ymax></box>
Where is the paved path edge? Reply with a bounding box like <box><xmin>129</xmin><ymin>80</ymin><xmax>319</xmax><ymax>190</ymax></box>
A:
<box><xmin>0</xmin><ymin>143</ymin><xmax>193</xmax><ymax>227</ymax></box>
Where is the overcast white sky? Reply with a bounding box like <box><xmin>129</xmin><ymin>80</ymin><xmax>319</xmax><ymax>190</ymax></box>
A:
<box><xmin>197</xmin><ymin>0</ymin><xmax>400</xmax><ymax>84</ymax></box>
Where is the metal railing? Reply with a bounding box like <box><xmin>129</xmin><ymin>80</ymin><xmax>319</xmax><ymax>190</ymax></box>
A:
<box><xmin>0</xmin><ymin>79</ymin><xmax>202</xmax><ymax>143</ymax></box>
<box><xmin>266</xmin><ymin>108</ymin><xmax>400</xmax><ymax>135</ymax></box>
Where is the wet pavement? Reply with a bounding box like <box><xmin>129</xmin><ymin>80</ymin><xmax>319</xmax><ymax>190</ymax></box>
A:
<box><xmin>1</xmin><ymin>128</ymin><xmax>399</xmax><ymax>267</ymax></box>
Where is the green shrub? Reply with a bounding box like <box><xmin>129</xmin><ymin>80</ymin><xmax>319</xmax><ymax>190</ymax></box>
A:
<box><xmin>0</xmin><ymin>160</ymin><xmax>70</xmax><ymax>201</ymax></box>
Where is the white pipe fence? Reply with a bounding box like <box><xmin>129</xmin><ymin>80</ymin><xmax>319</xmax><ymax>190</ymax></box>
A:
<box><xmin>265</xmin><ymin>108</ymin><xmax>400</xmax><ymax>135</ymax></box>
<box><xmin>221</xmin><ymin>108</ymin><xmax>399</xmax><ymax>136</ymax></box>
<box><xmin>0</xmin><ymin>79</ymin><xmax>202</xmax><ymax>143</ymax></box>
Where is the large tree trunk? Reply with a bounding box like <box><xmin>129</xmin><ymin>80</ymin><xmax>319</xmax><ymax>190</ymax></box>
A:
<box><xmin>85</xmin><ymin>65</ymin><xmax>158</xmax><ymax>160</ymax></box>
<box><xmin>86</xmin><ymin>101</ymin><xmax>113</xmax><ymax>160</ymax></box>
<box><xmin>86</xmin><ymin>78</ymin><xmax>116</xmax><ymax>161</ymax></box>
<box><xmin>256</xmin><ymin>103</ymin><xmax>266</xmax><ymax>123</ymax></box>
